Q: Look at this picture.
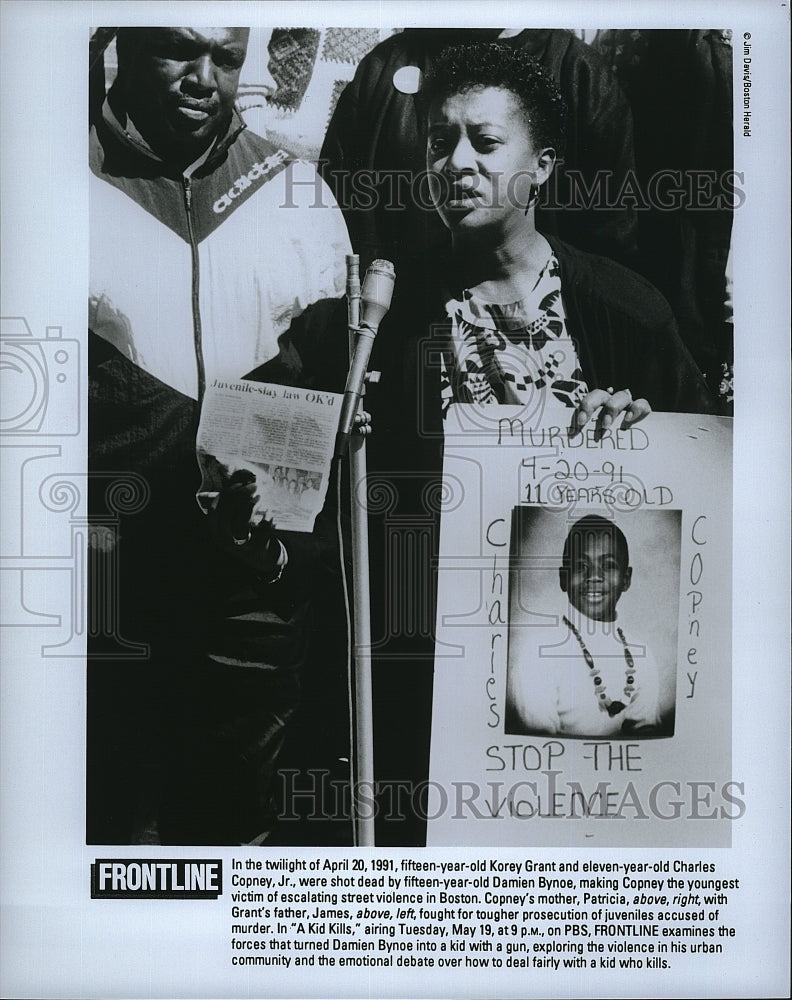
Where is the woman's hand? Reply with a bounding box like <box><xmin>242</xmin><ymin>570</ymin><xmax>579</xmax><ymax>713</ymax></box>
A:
<box><xmin>211</xmin><ymin>469</ymin><xmax>282</xmax><ymax>579</ymax></box>
<box><xmin>573</xmin><ymin>387</ymin><xmax>651</xmax><ymax>435</ymax></box>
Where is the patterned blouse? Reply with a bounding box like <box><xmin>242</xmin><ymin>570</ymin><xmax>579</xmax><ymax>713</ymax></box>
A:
<box><xmin>439</xmin><ymin>254</ymin><xmax>589</xmax><ymax>414</ymax></box>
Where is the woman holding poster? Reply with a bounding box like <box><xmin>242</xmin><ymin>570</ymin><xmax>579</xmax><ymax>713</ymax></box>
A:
<box><xmin>364</xmin><ymin>40</ymin><xmax>715</xmax><ymax>845</ymax></box>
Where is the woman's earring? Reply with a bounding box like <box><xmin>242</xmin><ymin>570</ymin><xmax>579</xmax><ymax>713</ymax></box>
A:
<box><xmin>524</xmin><ymin>182</ymin><xmax>540</xmax><ymax>215</ymax></box>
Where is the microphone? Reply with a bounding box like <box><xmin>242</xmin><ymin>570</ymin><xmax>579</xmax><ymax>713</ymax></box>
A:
<box><xmin>334</xmin><ymin>259</ymin><xmax>395</xmax><ymax>458</ymax></box>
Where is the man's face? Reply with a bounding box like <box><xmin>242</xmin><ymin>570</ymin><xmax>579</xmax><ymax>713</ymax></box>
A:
<box><xmin>120</xmin><ymin>27</ymin><xmax>249</xmax><ymax>164</ymax></box>
<box><xmin>561</xmin><ymin>529</ymin><xmax>632</xmax><ymax>623</ymax></box>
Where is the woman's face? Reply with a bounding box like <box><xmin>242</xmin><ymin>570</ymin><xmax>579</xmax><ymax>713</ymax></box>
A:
<box><xmin>427</xmin><ymin>86</ymin><xmax>553</xmax><ymax>238</ymax></box>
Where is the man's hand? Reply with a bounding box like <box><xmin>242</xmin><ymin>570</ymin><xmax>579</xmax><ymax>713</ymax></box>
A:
<box><xmin>212</xmin><ymin>469</ymin><xmax>282</xmax><ymax>579</ymax></box>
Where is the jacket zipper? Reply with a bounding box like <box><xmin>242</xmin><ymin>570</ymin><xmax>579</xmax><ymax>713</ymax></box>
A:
<box><xmin>183</xmin><ymin>175</ymin><xmax>206</xmax><ymax>404</ymax></box>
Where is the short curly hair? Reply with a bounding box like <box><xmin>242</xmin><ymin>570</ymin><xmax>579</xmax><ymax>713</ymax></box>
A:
<box><xmin>561</xmin><ymin>515</ymin><xmax>630</xmax><ymax>571</ymax></box>
<box><xmin>423</xmin><ymin>41</ymin><xmax>566</xmax><ymax>157</ymax></box>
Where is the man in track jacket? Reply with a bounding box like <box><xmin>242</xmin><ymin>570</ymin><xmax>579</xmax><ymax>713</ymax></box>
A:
<box><xmin>87</xmin><ymin>27</ymin><xmax>351</xmax><ymax>845</ymax></box>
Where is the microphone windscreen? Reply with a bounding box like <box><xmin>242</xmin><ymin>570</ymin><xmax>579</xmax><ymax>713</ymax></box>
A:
<box><xmin>359</xmin><ymin>259</ymin><xmax>396</xmax><ymax>332</ymax></box>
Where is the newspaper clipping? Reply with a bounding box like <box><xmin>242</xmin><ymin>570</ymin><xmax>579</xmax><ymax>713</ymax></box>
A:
<box><xmin>196</xmin><ymin>379</ymin><xmax>340</xmax><ymax>532</ymax></box>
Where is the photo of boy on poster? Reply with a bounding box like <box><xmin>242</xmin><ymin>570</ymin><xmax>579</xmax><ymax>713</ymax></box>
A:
<box><xmin>505</xmin><ymin>509</ymin><xmax>681</xmax><ymax>740</ymax></box>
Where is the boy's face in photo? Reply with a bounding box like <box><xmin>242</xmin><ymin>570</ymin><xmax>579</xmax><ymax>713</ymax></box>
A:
<box><xmin>561</xmin><ymin>528</ymin><xmax>632</xmax><ymax>622</ymax></box>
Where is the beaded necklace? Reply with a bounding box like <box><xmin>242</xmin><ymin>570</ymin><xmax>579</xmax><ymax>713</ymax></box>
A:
<box><xmin>563</xmin><ymin>615</ymin><xmax>636</xmax><ymax>717</ymax></box>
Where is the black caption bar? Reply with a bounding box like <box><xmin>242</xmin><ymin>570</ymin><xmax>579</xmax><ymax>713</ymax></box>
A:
<box><xmin>91</xmin><ymin>859</ymin><xmax>223</xmax><ymax>899</ymax></box>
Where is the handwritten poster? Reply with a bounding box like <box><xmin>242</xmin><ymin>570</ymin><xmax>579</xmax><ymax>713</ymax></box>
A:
<box><xmin>429</xmin><ymin>407</ymin><xmax>733</xmax><ymax>848</ymax></box>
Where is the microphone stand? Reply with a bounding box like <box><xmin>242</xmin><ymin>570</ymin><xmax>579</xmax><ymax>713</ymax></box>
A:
<box><xmin>344</xmin><ymin>255</ymin><xmax>375</xmax><ymax>847</ymax></box>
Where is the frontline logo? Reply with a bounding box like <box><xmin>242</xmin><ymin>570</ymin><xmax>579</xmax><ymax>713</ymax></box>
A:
<box><xmin>91</xmin><ymin>859</ymin><xmax>223</xmax><ymax>899</ymax></box>
<box><xmin>213</xmin><ymin>150</ymin><xmax>290</xmax><ymax>214</ymax></box>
